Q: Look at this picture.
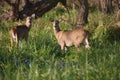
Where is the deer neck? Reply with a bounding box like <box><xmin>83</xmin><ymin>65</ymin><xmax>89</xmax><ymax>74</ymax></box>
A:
<box><xmin>53</xmin><ymin>25</ymin><xmax>61</xmax><ymax>38</ymax></box>
<box><xmin>26</xmin><ymin>21</ymin><xmax>31</xmax><ymax>29</ymax></box>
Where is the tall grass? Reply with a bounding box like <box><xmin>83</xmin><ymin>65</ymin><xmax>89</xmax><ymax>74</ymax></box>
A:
<box><xmin>0</xmin><ymin>7</ymin><xmax>120</xmax><ymax>80</ymax></box>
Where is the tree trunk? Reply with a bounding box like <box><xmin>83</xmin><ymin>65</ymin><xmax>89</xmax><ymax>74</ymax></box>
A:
<box><xmin>99</xmin><ymin>0</ymin><xmax>112</xmax><ymax>14</ymax></box>
<box><xmin>1</xmin><ymin>0</ymin><xmax>67</xmax><ymax>20</ymax></box>
<box><xmin>10</xmin><ymin>1</ymin><xmax>20</xmax><ymax>20</ymax></box>
<box><xmin>76</xmin><ymin>0</ymin><xmax>88</xmax><ymax>27</ymax></box>
<box><xmin>4</xmin><ymin>0</ymin><xmax>20</xmax><ymax>20</ymax></box>
<box><xmin>116</xmin><ymin>3</ymin><xmax>120</xmax><ymax>21</ymax></box>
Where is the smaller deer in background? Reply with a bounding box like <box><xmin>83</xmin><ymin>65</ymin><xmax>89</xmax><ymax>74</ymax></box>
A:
<box><xmin>50</xmin><ymin>18</ymin><xmax>91</xmax><ymax>51</ymax></box>
<box><xmin>10</xmin><ymin>14</ymin><xmax>35</xmax><ymax>47</ymax></box>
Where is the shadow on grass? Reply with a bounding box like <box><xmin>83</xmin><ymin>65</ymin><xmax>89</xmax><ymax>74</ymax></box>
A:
<box><xmin>49</xmin><ymin>45</ymin><xmax>71</xmax><ymax>58</ymax></box>
<box><xmin>107</xmin><ymin>26</ymin><xmax>120</xmax><ymax>43</ymax></box>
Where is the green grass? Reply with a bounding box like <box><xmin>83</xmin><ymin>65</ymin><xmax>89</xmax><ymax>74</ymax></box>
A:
<box><xmin>0</xmin><ymin>8</ymin><xmax>120</xmax><ymax>80</ymax></box>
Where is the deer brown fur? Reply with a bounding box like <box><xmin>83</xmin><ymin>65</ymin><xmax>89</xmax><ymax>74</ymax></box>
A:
<box><xmin>10</xmin><ymin>14</ymin><xmax>35</xmax><ymax>47</ymax></box>
<box><xmin>50</xmin><ymin>18</ymin><xmax>91</xmax><ymax>51</ymax></box>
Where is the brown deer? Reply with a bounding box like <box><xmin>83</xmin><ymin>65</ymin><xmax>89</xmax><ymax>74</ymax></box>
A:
<box><xmin>50</xmin><ymin>18</ymin><xmax>91</xmax><ymax>51</ymax></box>
<box><xmin>10</xmin><ymin>14</ymin><xmax>35</xmax><ymax>47</ymax></box>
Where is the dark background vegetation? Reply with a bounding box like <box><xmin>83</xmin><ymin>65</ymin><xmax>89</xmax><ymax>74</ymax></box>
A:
<box><xmin>0</xmin><ymin>0</ymin><xmax>120</xmax><ymax>25</ymax></box>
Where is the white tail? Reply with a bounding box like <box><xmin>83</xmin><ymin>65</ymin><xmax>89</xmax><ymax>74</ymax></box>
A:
<box><xmin>10</xmin><ymin>14</ymin><xmax>35</xmax><ymax>47</ymax></box>
<box><xmin>50</xmin><ymin>18</ymin><xmax>91</xmax><ymax>51</ymax></box>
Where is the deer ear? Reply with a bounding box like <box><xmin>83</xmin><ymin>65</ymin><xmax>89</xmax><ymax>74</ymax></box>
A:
<box><xmin>31</xmin><ymin>14</ymin><xmax>35</xmax><ymax>18</ymax></box>
<box><xmin>50</xmin><ymin>18</ymin><xmax>54</xmax><ymax>22</ymax></box>
<box><xmin>58</xmin><ymin>18</ymin><xmax>63</xmax><ymax>22</ymax></box>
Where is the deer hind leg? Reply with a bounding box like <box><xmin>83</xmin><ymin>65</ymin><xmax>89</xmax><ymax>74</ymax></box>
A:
<box><xmin>10</xmin><ymin>31</ymin><xmax>16</xmax><ymax>47</ymax></box>
<box><xmin>84</xmin><ymin>38</ymin><xmax>91</xmax><ymax>49</ymax></box>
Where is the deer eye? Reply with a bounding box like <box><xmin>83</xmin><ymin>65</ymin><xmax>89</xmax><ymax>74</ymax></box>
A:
<box><xmin>55</xmin><ymin>21</ymin><xmax>59</xmax><ymax>24</ymax></box>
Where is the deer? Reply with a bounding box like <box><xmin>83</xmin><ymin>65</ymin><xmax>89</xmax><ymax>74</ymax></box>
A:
<box><xmin>10</xmin><ymin>14</ymin><xmax>35</xmax><ymax>47</ymax></box>
<box><xmin>50</xmin><ymin>18</ymin><xmax>91</xmax><ymax>51</ymax></box>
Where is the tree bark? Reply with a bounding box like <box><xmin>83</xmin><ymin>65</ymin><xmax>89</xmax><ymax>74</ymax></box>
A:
<box><xmin>4</xmin><ymin>0</ymin><xmax>20</xmax><ymax>20</ymax></box>
<box><xmin>99</xmin><ymin>0</ymin><xmax>112</xmax><ymax>14</ymax></box>
<box><xmin>116</xmin><ymin>3</ymin><xmax>120</xmax><ymax>21</ymax></box>
<box><xmin>76</xmin><ymin>0</ymin><xmax>88</xmax><ymax>27</ymax></box>
<box><xmin>0</xmin><ymin>0</ymin><xmax>67</xmax><ymax>20</ymax></box>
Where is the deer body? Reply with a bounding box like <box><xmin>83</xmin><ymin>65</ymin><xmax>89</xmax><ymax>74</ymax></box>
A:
<box><xmin>10</xmin><ymin>15</ymin><xmax>34</xmax><ymax>47</ymax></box>
<box><xmin>50</xmin><ymin>18</ymin><xmax>91</xmax><ymax>50</ymax></box>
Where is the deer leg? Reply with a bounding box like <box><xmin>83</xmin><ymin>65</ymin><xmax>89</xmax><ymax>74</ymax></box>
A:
<box><xmin>61</xmin><ymin>44</ymin><xmax>65</xmax><ymax>51</ymax></box>
<box><xmin>60</xmin><ymin>42</ymin><xmax>66</xmax><ymax>51</ymax></box>
<box><xmin>75</xmin><ymin>43</ymin><xmax>82</xmax><ymax>51</ymax></box>
<box><xmin>85</xmin><ymin>38</ymin><xmax>91</xmax><ymax>49</ymax></box>
<box><xmin>10</xmin><ymin>37</ymin><xmax>13</xmax><ymax>47</ymax></box>
<box><xmin>19</xmin><ymin>40</ymin><xmax>22</xmax><ymax>48</ymax></box>
<box><xmin>16</xmin><ymin>36</ymin><xmax>19</xmax><ymax>48</ymax></box>
<box><xmin>10</xmin><ymin>31</ymin><xmax>14</xmax><ymax>47</ymax></box>
<box><xmin>25</xmin><ymin>36</ymin><xmax>28</xmax><ymax>47</ymax></box>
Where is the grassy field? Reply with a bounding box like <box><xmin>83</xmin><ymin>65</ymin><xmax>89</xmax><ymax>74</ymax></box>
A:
<box><xmin>0</xmin><ymin>7</ymin><xmax>120</xmax><ymax>80</ymax></box>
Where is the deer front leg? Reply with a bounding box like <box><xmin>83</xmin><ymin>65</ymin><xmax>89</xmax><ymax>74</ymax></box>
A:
<box><xmin>10</xmin><ymin>37</ymin><xmax>13</xmax><ymax>47</ymax></box>
<box><xmin>60</xmin><ymin>42</ymin><xmax>67</xmax><ymax>51</ymax></box>
<box><xmin>60</xmin><ymin>44</ymin><xmax>64</xmax><ymax>51</ymax></box>
<box><xmin>15</xmin><ymin>36</ymin><xmax>19</xmax><ymax>48</ymax></box>
<box><xmin>24</xmin><ymin>33</ymin><xmax>28</xmax><ymax>47</ymax></box>
<box><xmin>74</xmin><ymin>43</ymin><xmax>82</xmax><ymax>51</ymax></box>
<box><xmin>25</xmin><ymin>36</ymin><xmax>28</xmax><ymax>47</ymax></box>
